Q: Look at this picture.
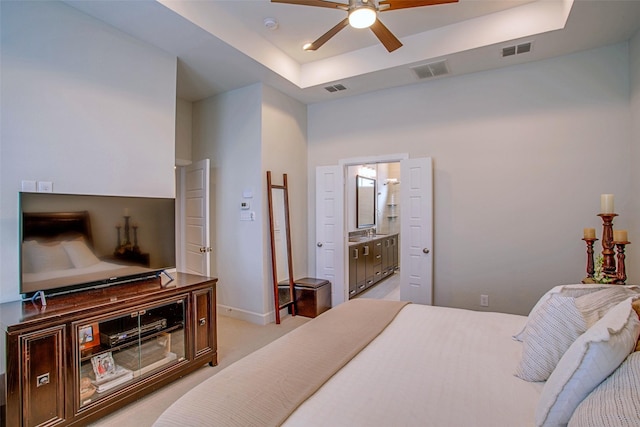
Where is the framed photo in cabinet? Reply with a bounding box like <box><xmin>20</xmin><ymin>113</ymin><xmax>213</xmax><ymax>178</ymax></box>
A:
<box><xmin>79</xmin><ymin>323</ymin><xmax>100</xmax><ymax>350</ymax></box>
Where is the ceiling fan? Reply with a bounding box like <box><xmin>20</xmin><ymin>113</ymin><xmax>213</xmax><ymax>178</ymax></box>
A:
<box><xmin>271</xmin><ymin>0</ymin><xmax>459</xmax><ymax>53</ymax></box>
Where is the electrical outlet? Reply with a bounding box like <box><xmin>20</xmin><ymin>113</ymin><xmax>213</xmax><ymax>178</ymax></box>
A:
<box><xmin>480</xmin><ymin>294</ymin><xmax>489</xmax><ymax>307</ymax></box>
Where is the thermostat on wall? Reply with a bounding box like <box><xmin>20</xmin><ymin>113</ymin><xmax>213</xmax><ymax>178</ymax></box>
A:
<box><xmin>241</xmin><ymin>201</ymin><xmax>251</xmax><ymax>210</ymax></box>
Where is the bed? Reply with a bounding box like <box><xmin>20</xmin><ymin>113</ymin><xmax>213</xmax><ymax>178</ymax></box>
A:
<box><xmin>154</xmin><ymin>284</ymin><xmax>640</xmax><ymax>427</ymax></box>
<box><xmin>21</xmin><ymin>211</ymin><xmax>155</xmax><ymax>295</ymax></box>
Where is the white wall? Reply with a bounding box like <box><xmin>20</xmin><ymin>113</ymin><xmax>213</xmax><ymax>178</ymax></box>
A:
<box><xmin>261</xmin><ymin>85</ymin><xmax>308</xmax><ymax>313</ymax></box>
<box><xmin>176</xmin><ymin>98</ymin><xmax>193</xmax><ymax>165</ymax></box>
<box><xmin>308</xmin><ymin>43</ymin><xmax>633</xmax><ymax>316</ymax></box>
<box><xmin>0</xmin><ymin>0</ymin><xmax>177</xmax><ymax>380</ymax></box>
<box><xmin>192</xmin><ymin>83</ymin><xmax>308</xmax><ymax>323</ymax></box>
<box><xmin>192</xmin><ymin>84</ymin><xmax>266</xmax><ymax>322</ymax></box>
<box><xmin>0</xmin><ymin>1</ymin><xmax>177</xmax><ymax>304</ymax></box>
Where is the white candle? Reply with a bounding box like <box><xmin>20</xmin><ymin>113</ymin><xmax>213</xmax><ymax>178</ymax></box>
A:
<box><xmin>600</xmin><ymin>194</ymin><xmax>614</xmax><ymax>214</ymax></box>
<box><xmin>583</xmin><ymin>228</ymin><xmax>596</xmax><ymax>239</ymax></box>
<box><xmin>124</xmin><ymin>208</ymin><xmax>130</xmax><ymax>217</ymax></box>
<box><xmin>613</xmin><ymin>230</ymin><xmax>628</xmax><ymax>242</ymax></box>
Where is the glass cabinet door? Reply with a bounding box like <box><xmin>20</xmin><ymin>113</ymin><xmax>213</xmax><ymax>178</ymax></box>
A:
<box><xmin>75</xmin><ymin>297</ymin><xmax>187</xmax><ymax>409</ymax></box>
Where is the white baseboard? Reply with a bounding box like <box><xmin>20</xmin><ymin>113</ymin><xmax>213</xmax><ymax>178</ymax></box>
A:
<box><xmin>217</xmin><ymin>303</ymin><xmax>277</xmax><ymax>325</ymax></box>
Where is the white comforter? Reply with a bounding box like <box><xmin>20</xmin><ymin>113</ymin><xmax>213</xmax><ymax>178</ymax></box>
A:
<box><xmin>284</xmin><ymin>304</ymin><xmax>543</xmax><ymax>426</ymax></box>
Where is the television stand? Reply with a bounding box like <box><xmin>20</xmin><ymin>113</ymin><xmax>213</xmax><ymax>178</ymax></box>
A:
<box><xmin>1</xmin><ymin>273</ymin><xmax>217</xmax><ymax>427</ymax></box>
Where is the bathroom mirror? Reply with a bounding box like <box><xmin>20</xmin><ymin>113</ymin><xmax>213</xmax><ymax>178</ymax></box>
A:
<box><xmin>267</xmin><ymin>171</ymin><xmax>295</xmax><ymax>324</ymax></box>
<box><xmin>356</xmin><ymin>175</ymin><xmax>376</xmax><ymax>228</ymax></box>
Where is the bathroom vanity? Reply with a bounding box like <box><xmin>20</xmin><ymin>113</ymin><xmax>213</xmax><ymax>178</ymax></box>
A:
<box><xmin>347</xmin><ymin>233</ymin><xmax>398</xmax><ymax>298</ymax></box>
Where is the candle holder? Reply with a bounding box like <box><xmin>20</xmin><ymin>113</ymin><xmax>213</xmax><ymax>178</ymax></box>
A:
<box><xmin>115</xmin><ymin>225</ymin><xmax>121</xmax><ymax>248</ymax></box>
<box><xmin>584</xmin><ymin>212</ymin><xmax>631</xmax><ymax>284</ymax></box>
<box><xmin>115</xmin><ymin>216</ymin><xmax>138</xmax><ymax>255</ymax></box>
<box><xmin>123</xmin><ymin>215</ymin><xmax>131</xmax><ymax>246</ymax></box>
<box><xmin>613</xmin><ymin>241</ymin><xmax>630</xmax><ymax>284</ymax></box>
<box><xmin>132</xmin><ymin>225</ymin><xmax>140</xmax><ymax>253</ymax></box>
<box><xmin>598</xmin><ymin>213</ymin><xmax>618</xmax><ymax>275</ymax></box>
<box><xmin>582</xmin><ymin>237</ymin><xmax>598</xmax><ymax>280</ymax></box>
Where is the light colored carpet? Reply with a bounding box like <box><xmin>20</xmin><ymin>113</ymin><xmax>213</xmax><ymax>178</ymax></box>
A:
<box><xmin>89</xmin><ymin>313</ymin><xmax>309</xmax><ymax>427</ymax></box>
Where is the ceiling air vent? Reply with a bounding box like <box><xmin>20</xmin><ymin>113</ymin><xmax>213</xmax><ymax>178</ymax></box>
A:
<box><xmin>502</xmin><ymin>42</ymin><xmax>533</xmax><ymax>58</ymax></box>
<box><xmin>410</xmin><ymin>60</ymin><xmax>450</xmax><ymax>80</ymax></box>
<box><xmin>324</xmin><ymin>84</ymin><xmax>347</xmax><ymax>93</ymax></box>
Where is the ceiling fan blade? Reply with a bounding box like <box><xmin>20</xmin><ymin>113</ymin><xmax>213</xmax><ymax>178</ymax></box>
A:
<box><xmin>271</xmin><ymin>0</ymin><xmax>348</xmax><ymax>10</ymax></box>
<box><xmin>370</xmin><ymin>19</ymin><xmax>402</xmax><ymax>52</ymax></box>
<box><xmin>304</xmin><ymin>18</ymin><xmax>350</xmax><ymax>51</ymax></box>
<box><xmin>379</xmin><ymin>0</ymin><xmax>458</xmax><ymax>11</ymax></box>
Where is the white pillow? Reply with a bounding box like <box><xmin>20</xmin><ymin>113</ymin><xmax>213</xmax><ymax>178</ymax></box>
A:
<box><xmin>568</xmin><ymin>351</ymin><xmax>640</xmax><ymax>427</ymax></box>
<box><xmin>574</xmin><ymin>286</ymin><xmax>640</xmax><ymax>328</ymax></box>
<box><xmin>535</xmin><ymin>297</ymin><xmax>640</xmax><ymax>427</ymax></box>
<box><xmin>62</xmin><ymin>240</ymin><xmax>100</xmax><ymax>268</ymax></box>
<box><xmin>24</xmin><ymin>241</ymin><xmax>73</xmax><ymax>273</ymax></box>
<box><xmin>515</xmin><ymin>295</ymin><xmax>587</xmax><ymax>382</ymax></box>
<box><xmin>514</xmin><ymin>284</ymin><xmax>639</xmax><ymax>341</ymax></box>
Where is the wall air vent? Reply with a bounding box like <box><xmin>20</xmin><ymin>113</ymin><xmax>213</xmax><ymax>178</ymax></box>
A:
<box><xmin>410</xmin><ymin>60</ymin><xmax>450</xmax><ymax>80</ymax></box>
<box><xmin>502</xmin><ymin>42</ymin><xmax>533</xmax><ymax>57</ymax></box>
<box><xmin>324</xmin><ymin>84</ymin><xmax>347</xmax><ymax>93</ymax></box>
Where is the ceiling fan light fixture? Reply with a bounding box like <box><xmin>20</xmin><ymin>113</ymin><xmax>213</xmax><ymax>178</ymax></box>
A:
<box><xmin>348</xmin><ymin>5</ymin><xmax>376</xmax><ymax>29</ymax></box>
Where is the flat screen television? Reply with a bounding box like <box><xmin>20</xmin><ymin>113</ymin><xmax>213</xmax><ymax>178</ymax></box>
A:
<box><xmin>19</xmin><ymin>192</ymin><xmax>176</xmax><ymax>299</ymax></box>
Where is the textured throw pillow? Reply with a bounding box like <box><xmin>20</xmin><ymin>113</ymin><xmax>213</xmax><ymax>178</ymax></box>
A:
<box><xmin>515</xmin><ymin>295</ymin><xmax>587</xmax><ymax>382</ymax></box>
<box><xmin>513</xmin><ymin>284</ymin><xmax>625</xmax><ymax>341</ymax></box>
<box><xmin>575</xmin><ymin>286</ymin><xmax>640</xmax><ymax>328</ymax></box>
<box><xmin>568</xmin><ymin>351</ymin><xmax>640</xmax><ymax>427</ymax></box>
<box><xmin>62</xmin><ymin>240</ymin><xmax>100</xmax><ymax>268</ymax></box>
<box><xmin>535</xmin><ymin>297</ymin><xmax>640</xmax><ymax>427</ymax></box>
<box><xmin>25</xmin><ymin>241</ymin><xmax>74</xmax><ymax>273</ymax></box>
<box><xmin>634</xmin><ymin>300</ymin><xmax>640</xmax><ymax>352</ymax></box>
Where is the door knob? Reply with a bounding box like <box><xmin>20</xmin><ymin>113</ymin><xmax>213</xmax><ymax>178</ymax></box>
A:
<box><xmin>423</xmin><ymin>248</ymin><xmax>430</xmax><ymax>254</ymax></box>
<box><xmin>317</xmin><ymin>242</ymin><xmax>323</xmax><ymax>247</ymax></box>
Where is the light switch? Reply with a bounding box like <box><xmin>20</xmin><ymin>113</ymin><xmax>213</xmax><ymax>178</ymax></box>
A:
<box><xmin>21</xmin><ymin>180</ymin><xmax>37</xmax><ymax>192</ymax></box>
<box><xmin>38</xmin><ymin>181</ymin><xmax>53</xmax><ymax>192</ymax></box>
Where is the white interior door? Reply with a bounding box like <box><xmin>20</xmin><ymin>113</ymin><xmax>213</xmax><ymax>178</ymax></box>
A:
<box><xmin>315</xmin><ymin>165</ymin><xmax>344</xmax><ymax>306</ymax></box>
<box><xmin>400</xmin><ymin>157</ymin><xmax>433</xmax><ymax>304</ymax></box>
<box><xmin>178</xmin><ymin>159</ymin><xmax>211</xmax><ymax>276</ymax></box>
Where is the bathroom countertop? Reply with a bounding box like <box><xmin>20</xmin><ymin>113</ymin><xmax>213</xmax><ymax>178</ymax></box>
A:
<box><xmin>347</xmin><ymin>233</ymin><xmax>397</xmax><ymax>245</ymax></box>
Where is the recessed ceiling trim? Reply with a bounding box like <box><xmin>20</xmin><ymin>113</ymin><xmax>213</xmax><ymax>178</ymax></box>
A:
<box><xmin>158</xmin><ymin>0</ymin><xmax>573</xmax><ymax>90</ymax></box>
<box><xmin>157</xmin><ymin>0</ymin><xmax>302</xmax><ymax>85</ymax></box>
<box><xmin>299</xmin><ymin>0</ymin><xmax>573</xmax><ymax>88</ymax></box>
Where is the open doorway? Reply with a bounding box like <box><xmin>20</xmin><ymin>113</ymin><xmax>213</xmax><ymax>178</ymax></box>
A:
<box><xmin>346</xmin><ymin>162</ymin><xmax>401</xmax><ymax>301</ymax></box>
<box><xmin>316</xmin><ymin>155</ymin><xmax>433</xmax><ymax>307</ymax></box>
